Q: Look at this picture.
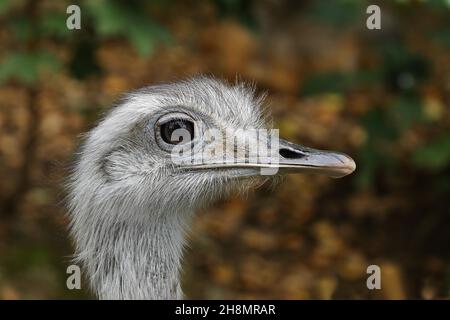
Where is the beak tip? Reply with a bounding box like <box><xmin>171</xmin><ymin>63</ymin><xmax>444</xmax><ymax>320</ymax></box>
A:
<box><xmin>347</xmin><ymin>156</ymin><xmax>356</xmax><ymax>173</ymax></box>
<box><xmin>336</xmin><ymin>154</ymin><xmax>356</xmax><ymax>178</ymax></box>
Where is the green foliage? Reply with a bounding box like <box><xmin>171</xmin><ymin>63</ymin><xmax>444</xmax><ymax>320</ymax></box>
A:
<box><xmin>432</xmin><ymin>28</ymin><xmax>450</xmax><ymax>47</ymax></box>
<box><xmin>0</xmin><ymin>0</ymin><xmax>25</xmax><ymax>16</ymax></box>
<box><xmin>308</xmin><ymin>0</ymin><xmax>365</xmax><ymax>27</ymax></box>
<box><xmin>7</xmin><ymin>15</ymin><xmax>33</xmax><ymax>41</ymax></box>
<box><xmin>68</xmin><ymin>38</ymin><xmax>102</xmax><ymax>80</ymax></box>
<box><xmin>413</xmin><ymin>135</ymin><xmax>450</xmax><ymax>171</ymax></box>
<box><xmin>0</xmin><ymin>50</ymin><xmax>60</xmax><ymax>85</ymax></box>
<box><xmin>40</xmin><ymin>12</ymin><xmax>72</xmax><ymax>39</ymax></box>
<box><xmin>84</xmin><ymin>0</ymin><xmax>172</xmax><ymax>56</ymax></box>
<box><xmin>0</xmin><ymin>0</ymin><xmax>174</xmax><ymax>83</ymax></box>
<box><xmin>356</xmin><ymin>107</ymin><xmax>398</xmax><ymax>188</ymax></box>
<box><xmin>2</xmin><ymin>245</ymin><xmax>51</xmax><ymax>276</ymax></box>
<box><xmin>426</xmin><ymin>0</ymin><xmax>450</xmax><ymax>10</ymax></box>
<box><xmin>212</xmin><ymin>0</ymin><xmax>258</xmax><ymax>30</ymax></box>
<box><xmin>389</xmin><ymin>96</ymin><xmax>426</xmax><ymax>131</ymax></box>
<box><xmin>301</xmin><ymin>70</ymin><xmax>380</xmax><ymax>96</ymax></box>
<box><xmin>379</xmin><ymin>42</ymin><xmax>429</xmax><ymax>93</ymax></box>
<box><xmin>355</xmin><ymin>95</ymin><xmax>428</xmax><ymax>188</ymax></box>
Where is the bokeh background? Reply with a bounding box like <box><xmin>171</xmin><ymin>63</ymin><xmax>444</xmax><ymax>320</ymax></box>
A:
<box><xmin>0</xmin><ymin>0</ymin><xmax>449</xmax><ymax>299</ymax></box>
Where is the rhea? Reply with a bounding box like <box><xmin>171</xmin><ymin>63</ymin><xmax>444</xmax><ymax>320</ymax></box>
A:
<box><xmin>67</xmin><ymin>77</ymin><xmax>355</xmax><ymax>299</ymax></box>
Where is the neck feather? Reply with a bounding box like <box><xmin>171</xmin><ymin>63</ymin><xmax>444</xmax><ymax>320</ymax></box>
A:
<box><xmin>72</xmin><ymin>205</ymin><xmax>191</xmax><ymax>300</ymax></box>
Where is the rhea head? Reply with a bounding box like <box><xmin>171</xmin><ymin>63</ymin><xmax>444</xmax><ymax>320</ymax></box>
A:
<box><xmin>67</xmin><ymin>77</ymin><xmax>355</xmax><ymax>299</ymax></box>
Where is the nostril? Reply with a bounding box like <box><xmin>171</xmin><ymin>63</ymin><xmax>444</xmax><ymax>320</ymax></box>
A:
<box><xmin>279</xmin><ymin>148</ymin><xmax>306</xmax><ymax>159</ymax></box>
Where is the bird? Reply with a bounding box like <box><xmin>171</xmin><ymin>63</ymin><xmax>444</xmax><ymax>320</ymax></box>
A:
<box><xmin>66</xmin><ymin>76</ymin><xmax>355</xmax><ymax>300</ymax></box>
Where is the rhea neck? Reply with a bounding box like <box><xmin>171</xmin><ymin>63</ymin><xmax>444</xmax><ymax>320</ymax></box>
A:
<box><xmin>80</xmin><ymin>200</ymin><xmax>192</xmax><ymax>300</ymax></box>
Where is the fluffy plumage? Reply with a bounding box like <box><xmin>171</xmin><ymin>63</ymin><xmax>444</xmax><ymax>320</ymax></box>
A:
<box><xmin>67</xmin><ymin>76</ymin><xmax>355</xmax><ymax>300</ymax></box>
<box><xmin>67</xmin><ymin>77</ymin><xmax>268</xmax><ymax>299</ymax></box>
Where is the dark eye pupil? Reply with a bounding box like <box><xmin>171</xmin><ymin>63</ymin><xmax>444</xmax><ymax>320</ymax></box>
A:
<box><xmin>160</xmin><ymin>119</ymin><xmax>194</xmax><ymax>144</ymax></box>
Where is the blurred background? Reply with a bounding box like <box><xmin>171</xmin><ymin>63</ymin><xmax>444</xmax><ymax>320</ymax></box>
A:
<box><xmin>0</xmin><ymin>0</ymin><xmax>449</xmax><ymax>299</ymax></box>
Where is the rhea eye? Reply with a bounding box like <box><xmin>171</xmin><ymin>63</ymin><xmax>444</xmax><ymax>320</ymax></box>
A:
<box><xmin>159</xmin><ymin>118</ymin><xmax>195</xmax><ymax>145</ymax></box>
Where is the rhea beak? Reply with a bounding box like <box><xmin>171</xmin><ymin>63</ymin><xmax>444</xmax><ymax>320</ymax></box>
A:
<box><xmin>183</xmin><ymin>137</ymin><xmax>356</xmax><ymax>179</ymax></box>
<box><xmin>221</xmin><ymin>139</ymin><xmax>356</xmax><ymax>178</ymax></box>
<box><xmin>275</xmin><ymin>139</ymin><xmax>356</xmax><ymax>178</ymax></box>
